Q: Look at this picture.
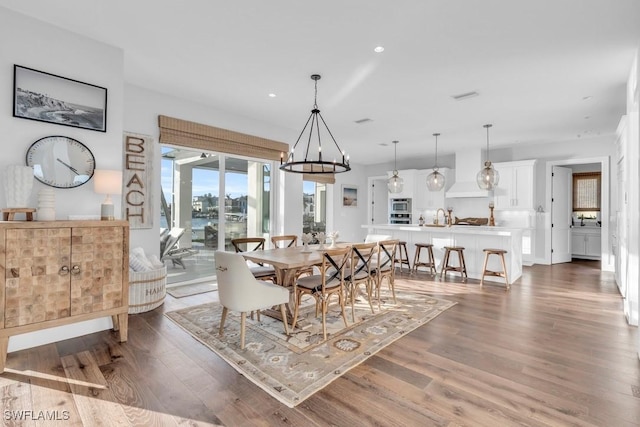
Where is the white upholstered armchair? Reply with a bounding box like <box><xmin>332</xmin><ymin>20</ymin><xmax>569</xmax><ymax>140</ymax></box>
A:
<box><xmin>214</xmin><ymin>251</ymin><xmax>290</xmax><ymax>349</ymax></box>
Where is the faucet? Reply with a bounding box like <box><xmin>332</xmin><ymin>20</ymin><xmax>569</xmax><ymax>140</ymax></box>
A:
<box><xmin>435</xmin><ymin>208</ymin><xmax>446</xmax><ymax>225</ymax></box>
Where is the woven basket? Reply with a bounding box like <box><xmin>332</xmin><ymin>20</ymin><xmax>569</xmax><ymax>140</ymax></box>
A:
<box><xmin>128</xmin><ymin>266</ymin><xmax>167</xmax><ymax>314</ymax></box>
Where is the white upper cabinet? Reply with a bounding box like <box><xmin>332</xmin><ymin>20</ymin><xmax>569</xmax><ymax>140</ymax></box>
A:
<box><xmin>414</xmin><ymin>168</ymin><xmax>451</xmax><ymax>210</ymax></box>
<box><xmin>387</xmin><ymin>169</ymin><xmax>416</xmax><ymax>199</ymax></box>
<box><xmin>493</xmin><ymin>160</ymin><xmax>537</xmax><ymax>210</ymax></box>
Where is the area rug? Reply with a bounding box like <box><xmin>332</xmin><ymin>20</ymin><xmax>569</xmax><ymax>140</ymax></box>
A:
<box><xmin>166</xmin><ymin>282</ymin><xmax>217</xmax><ymax>298</ymax></box>
<box><xmin>165</xmin><ymin>290</ymin><xmax>456</xmax><ymax>407</ymax></box>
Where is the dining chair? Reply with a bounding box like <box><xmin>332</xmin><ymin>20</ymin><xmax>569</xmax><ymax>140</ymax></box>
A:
<box><xmin>231</xmin><ymin>237</ymin><xmax>277</xmax><ymax>283</ymax></box>
<box><xmin>270</xmin><ymin>234</ymin><xmax>298</xmax><ymax>248</ymax></box>
<box><xmin>345</xmin><ymin>242</ymin><xmax>377</xmax><ymax>322</ymax></box>
<box><xmin>214</xmin><ymin>251</ymin><xmax>290</xmax><ymax>349</ymax></box>
<box><xmin>291</xmin><ymin>246</ymin><xmax>351</xmax><ymax>341</ymax></box>
<box><xmin>371</xmin><ymin>239</ymin><xmax>399</xmax><ymax>307</ymax></box>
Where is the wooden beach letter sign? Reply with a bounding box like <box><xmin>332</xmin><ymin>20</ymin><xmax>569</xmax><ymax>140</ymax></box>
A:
<box><xmin>123</xmin><ymin>133</ymin><xmax>153</xmax><ymax>229</ymax></box>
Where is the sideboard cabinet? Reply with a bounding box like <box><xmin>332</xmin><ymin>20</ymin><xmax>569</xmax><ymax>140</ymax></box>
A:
<box><xmin>0</xmin><ymin>220</ymin><xmax>129</xmax><ymax>372</ymax></box>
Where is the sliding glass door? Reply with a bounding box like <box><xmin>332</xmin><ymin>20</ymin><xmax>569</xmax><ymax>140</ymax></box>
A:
<box><xmin>161</xmin><ymin>146</ymin><xmax>273</xmax><ymax>284</ymax></box>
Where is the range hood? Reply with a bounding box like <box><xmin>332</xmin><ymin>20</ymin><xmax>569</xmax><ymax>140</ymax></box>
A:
<box><xmin>445</xmin><ymin>149</ymin><xmax>491</xmax><ymax>198</ymax></box>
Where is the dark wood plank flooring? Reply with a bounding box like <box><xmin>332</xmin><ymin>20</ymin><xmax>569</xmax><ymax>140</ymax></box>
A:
<box><xmin>1</xmin><ymin>260</ymin><xmax>638</xmax><ymax>426</ymax></box>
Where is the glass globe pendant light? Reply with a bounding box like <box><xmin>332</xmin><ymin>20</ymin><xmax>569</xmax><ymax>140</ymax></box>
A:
<box><xmin>387</xmin><ymin>140</ymin><xmax>403</xmax><ymax>193</ymax></box>
<box><xmin>476</xmin><ymin>124</ymin><xmax>500</xmax><ymax>190</ymax></box>
<box><xmin>426</xmin><ymin>132</ymin><xmax>445</xmax><ymax>191</ymax></box>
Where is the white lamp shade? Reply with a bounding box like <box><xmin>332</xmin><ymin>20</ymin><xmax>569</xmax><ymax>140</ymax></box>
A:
<box><xmin>94</xmin><ymin>170</ymin><xmax>123</xmax><ymax>195</ymax></box>
<box><xmin>94</xmin><ymin>170</ymin><xmax>122</xmax><ymax>220</ymax></box>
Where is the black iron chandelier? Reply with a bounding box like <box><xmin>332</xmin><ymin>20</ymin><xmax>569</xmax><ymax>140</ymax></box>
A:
<box><xmin>279</xmin><ymin>74</ymin><xmax>350</xmax><ymax>174</ymax></box>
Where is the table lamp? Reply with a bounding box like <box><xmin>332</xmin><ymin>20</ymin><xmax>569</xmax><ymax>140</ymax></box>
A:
<box><xmin>93</xmin><ymin>170</ymin><xmax>122</xmax><ymax>220</ymax></box>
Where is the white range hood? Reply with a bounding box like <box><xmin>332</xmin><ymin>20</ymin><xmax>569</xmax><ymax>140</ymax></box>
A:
<box><xmin>445</xmin><ymin>149</ymin><xmax>491</xmax><ymax>198</ymax></box>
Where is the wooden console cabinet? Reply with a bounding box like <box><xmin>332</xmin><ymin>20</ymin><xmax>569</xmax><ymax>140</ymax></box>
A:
<box><xmin>0</xmin><ymin>220</ymin><xmax>129</xmax><ymax>372</ymax></box>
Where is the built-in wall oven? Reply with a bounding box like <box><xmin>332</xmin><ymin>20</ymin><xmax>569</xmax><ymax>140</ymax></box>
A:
<box><xmin>390</xmin><ymin>213</ymin><xmax>412</xmax><ymax>224</ymax></box>
<box><xmin>390</xmin><ymin>198</ymin><xmax>412</xmax><ymax>224</ymax></box>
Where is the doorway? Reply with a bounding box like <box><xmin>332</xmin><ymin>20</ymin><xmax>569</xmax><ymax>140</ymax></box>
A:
<box><xmin>367</xmin><ymin>175</ymin><xmax>389</xmax><ymax>225</ymax></box>
<box><xmin>546</xmin><ymin>156</ymin><xmax>611</xmax><ymax>271</ymax></box>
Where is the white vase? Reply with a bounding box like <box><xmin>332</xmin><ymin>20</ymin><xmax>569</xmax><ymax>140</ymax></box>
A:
<box><xmin>37</xmin><ymin>188</ymin><xmax>56</xmax><ymax>221</ymax></box>
<box><xmin>4</xmin><ymin>165</ymin><xmax>34</xmax><ymax>208</ymax></box>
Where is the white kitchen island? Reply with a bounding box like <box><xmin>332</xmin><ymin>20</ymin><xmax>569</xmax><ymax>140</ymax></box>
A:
<box><xmin>363</xmin><ymin>224</ymin><xmax>523</xmax><ymax>285</ymax></box>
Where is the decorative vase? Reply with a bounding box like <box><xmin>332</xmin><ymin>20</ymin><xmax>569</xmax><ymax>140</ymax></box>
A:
<box><xmin>37</xmin><ymin>188</ymin><xmax>56</xmax><ymax>221</ymax></box>
<box><xmin>4</xmin><ymin>165</ymin><xmax>34</xmax><ymax>208</ymax></box>
<box><xmin>301</xmin><ymin>242</ymin><xmax>312</xmax><ymax>253</ymax></box>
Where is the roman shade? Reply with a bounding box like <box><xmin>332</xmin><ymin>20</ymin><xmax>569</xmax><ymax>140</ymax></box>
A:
<box><xmin>303</xmin><ymin>173</ymin><xmax>335</xmax><ymax>184</ymax></box>
<box><xmin>158</xmin><ymin>115</ymin><xmax>289</xmax><ymax>162</ymax></box>
<box><xmin>572</xmin><ymin>172</ymin><xmax>601</xmax><ymax>211</ymax></box>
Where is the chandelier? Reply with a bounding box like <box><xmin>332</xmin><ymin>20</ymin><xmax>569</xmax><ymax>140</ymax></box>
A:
<box><xmin>476</xmin><ymin>124</ymin><xmax>499</xmax><ymax>190</ymax></box>
<box><xmin>388</xmin><ymin>140</ymin><xmax>403</xmax><ymax>193</ymax></box>
<box><xmin>279</xmin><ymin>74</ymin><xmax>350</xmax><ymax>174</ymax></box>
<box><xmin>426</xmin><ymin>133</ymin><xmax>445</xmax><ymax>191</ymax></box>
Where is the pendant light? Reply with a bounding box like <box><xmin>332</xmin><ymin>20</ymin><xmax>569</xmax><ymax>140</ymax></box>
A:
<box><xmin>388</xmin><ymin>140</ymin><xmax>403</xmax><ymax>193</ymax></box>
<box><xmin>426</xmin><ymin>133</ymin><xmax>445</xmax><ymax>191</ymax></box>
<box><xmin>476</xmin><ymin>124</ymin><xmax>500</xmax><ymax>190</ymax></box>
<box><xmin>279</xmin><ymin>74</ymin><xmax>350</xmax><ymax>174</ymax></box>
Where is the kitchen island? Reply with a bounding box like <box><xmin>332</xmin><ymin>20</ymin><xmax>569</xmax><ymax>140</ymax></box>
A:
<box><xmin>363</xmin><ymin>224</ymin><xmax>522</xmax><ymax>285</ymax></box>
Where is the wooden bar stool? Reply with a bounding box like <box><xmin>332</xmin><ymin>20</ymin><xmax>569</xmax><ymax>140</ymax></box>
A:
<box><xmin>480</xmin><ymin>248</ymin><xmax>510</xmax><ymax>289</ymax></box>
<box><xmin>394</xmin><ymin>241</ymin><xmax>411</xmax><ymax>273</ymax></box>
<box><xmin>413</xmin><ymin>243</ymin><xmax>436</xmax><ymax>275</ymax></box>
<box><xmin>441</xmin><ymin>246</ymin><xmax>467</xmax><ymax>280</ymax></box>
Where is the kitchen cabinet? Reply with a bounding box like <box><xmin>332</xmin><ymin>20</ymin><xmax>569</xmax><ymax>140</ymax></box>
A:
<box><xmin>571</xmin><ymin>227</ymin><xmax>601</xmax><ymax>259</ymax></box>
<box><xmin>414</xmin><ymin>168</ymin><xmax>451</xmax><ymax>212</ymax></box>
<box><xmin>0</xmin><ymin>220</ymin><xmax>129</xmax><ymax>372</ymax></box>
<box><xmin>387</xmin><ymin>169</ymin><xmax>416</xmax><ymax>200</ymax></box>
<box><xmin>493</xmin><ymin>160</ymin><xmax>537</xmax><ymax>210</ymax></box>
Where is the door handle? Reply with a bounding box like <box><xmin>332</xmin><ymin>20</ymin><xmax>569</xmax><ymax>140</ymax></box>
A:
<box><xmin>71</xmin><ymin>265</ymin><xmax>81</xmax><ymax>275</ymax></box>
<box><xmin>59</xmin><ymin>266</ymin><xmax>70</xmax><ymax>276</ymax></box>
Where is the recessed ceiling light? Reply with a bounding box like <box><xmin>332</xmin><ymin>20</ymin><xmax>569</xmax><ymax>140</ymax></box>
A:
<box><xmin>374</xmin><ymin>46</ymin><xmax>384</xmax><ymax>53</ymax></box>
<box><xmin>268</xmin><ymin>93</ymin><xmax>276</xmax><ymax>98</ymax></box>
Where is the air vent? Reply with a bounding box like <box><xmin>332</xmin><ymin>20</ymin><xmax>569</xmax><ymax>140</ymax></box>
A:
<box><xmin>354</xmin><ymin>118</ymin><xmax>373</xmax><ymax>124</ymax></box>
<box><xmin>451</xmin><ymin>91</ymin><xmax>479</xmax><ymax>101</ymax></box>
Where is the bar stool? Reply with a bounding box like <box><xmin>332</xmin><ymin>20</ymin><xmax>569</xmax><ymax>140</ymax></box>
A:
<box><xmin>441</xmin><ymin>246</ymin><xmax>467</xmax><ymax>280</ymax></box>
<box><xmin>480</xmin><ymin>248</ymin><xmax>510</xmax><ymax>289</ymax></box>
<box><xmin>394</xmin><ymin>241</ymin><xmax>411</xmax><ymax>273</ymax></box>
<box><xmin>413</xmin><ymin>243</ymin><xmax>436</xmax><ymax>275</ymax></box>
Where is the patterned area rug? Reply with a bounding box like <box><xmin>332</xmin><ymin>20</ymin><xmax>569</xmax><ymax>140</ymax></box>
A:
<box><xmin>165</xmin><ymin>291</ymin><xmax>456</xmax><ymax>407</ymax></box>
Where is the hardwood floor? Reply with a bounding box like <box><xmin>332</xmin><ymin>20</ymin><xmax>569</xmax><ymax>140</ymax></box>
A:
<box><xmin>1</xmin><ymin>261</ymin><xmax>638</xmax><ymax>426</ymax></box>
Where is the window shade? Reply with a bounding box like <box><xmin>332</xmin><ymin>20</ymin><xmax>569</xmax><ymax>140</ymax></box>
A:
<box><xmin>158</xmin><ymin>115</ymin><xmax>289</xmax><ymax>162</ymax></box>
<box><xmin>572</xmin><ymin>172</ymin><xmax>601</xmax><ymax>211</ymax></box>
<box><xmin>302</xmin><ymin>173</ymin><xmax>336</xmax><ymax>184</ymax></box>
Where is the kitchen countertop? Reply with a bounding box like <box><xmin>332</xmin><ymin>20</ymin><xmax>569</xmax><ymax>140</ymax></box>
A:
<box><xmin>363</xmin><ymin>224</ymin><xmax>521</xmax><ymax>237</ymax></box>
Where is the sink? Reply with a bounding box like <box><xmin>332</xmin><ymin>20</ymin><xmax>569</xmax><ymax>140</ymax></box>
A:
<box><xmin>421</xmin><ymin>224</ymin><xmax>446</xmax><ymax>228</ymax></box>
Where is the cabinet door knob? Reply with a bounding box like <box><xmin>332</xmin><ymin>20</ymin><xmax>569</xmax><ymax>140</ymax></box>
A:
<box><xmin>71</xmin><ymin>265</ymin><xmax>81</xmax><ymax>275</ymax></box>
<box><xmin>59</xmin><ymin>266</ymin><xmax>70</xmax><ymax>276</ymax></box>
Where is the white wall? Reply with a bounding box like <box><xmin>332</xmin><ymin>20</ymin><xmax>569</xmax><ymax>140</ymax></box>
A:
<box><xmin>0</xmin><ymin>7</ymin><xmax>124</xmax><ymax>218</ymax></box>
<box><xmin>0</xmin><ymin>7</ymin><xmax>125</xmax><ymax>351</ymax></box>
<box><xmin>330</xmin><ymin>164</ymin><xmax>369</xmax><ymax>244</ymax></box>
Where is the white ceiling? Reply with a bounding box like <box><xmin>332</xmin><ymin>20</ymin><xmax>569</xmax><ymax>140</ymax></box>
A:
<box><xmin>2</xmin><ymin>0</ymin><xmax>639</xmax><ymax>165</ymax></box>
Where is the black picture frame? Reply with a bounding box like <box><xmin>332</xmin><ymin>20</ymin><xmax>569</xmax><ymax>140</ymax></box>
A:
<box><xmin>13</xmin><ymin>65</ymin><xmax>107</xmax><ymax>132</ymax></box>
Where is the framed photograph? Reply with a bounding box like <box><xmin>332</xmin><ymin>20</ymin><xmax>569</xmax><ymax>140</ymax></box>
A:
<box><xmin>342</xmin><ymin>185</ymin><xmax>358</xmax><ymax>207</ymax></box>
<box><xmin>13</xmin><ymin>65</ymin><xmax>107</xmax><ymax>132</ymax></box>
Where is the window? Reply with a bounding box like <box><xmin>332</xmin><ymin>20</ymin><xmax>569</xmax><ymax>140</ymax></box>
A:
<box><xmin>303</xmin><ymin>181</ymin><xmax>326</xmax><ymax>235</ymax></box>
<box><xmin>572</xmin><ymin>172</ymin><xmax>601</xmax><ymax>211</ymax></box>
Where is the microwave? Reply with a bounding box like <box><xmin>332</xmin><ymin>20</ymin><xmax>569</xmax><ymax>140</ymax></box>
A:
<box><xmin>390</xmin><ymin>198</ymin><xmax>412</xmax><ymax>213</ymax></box>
